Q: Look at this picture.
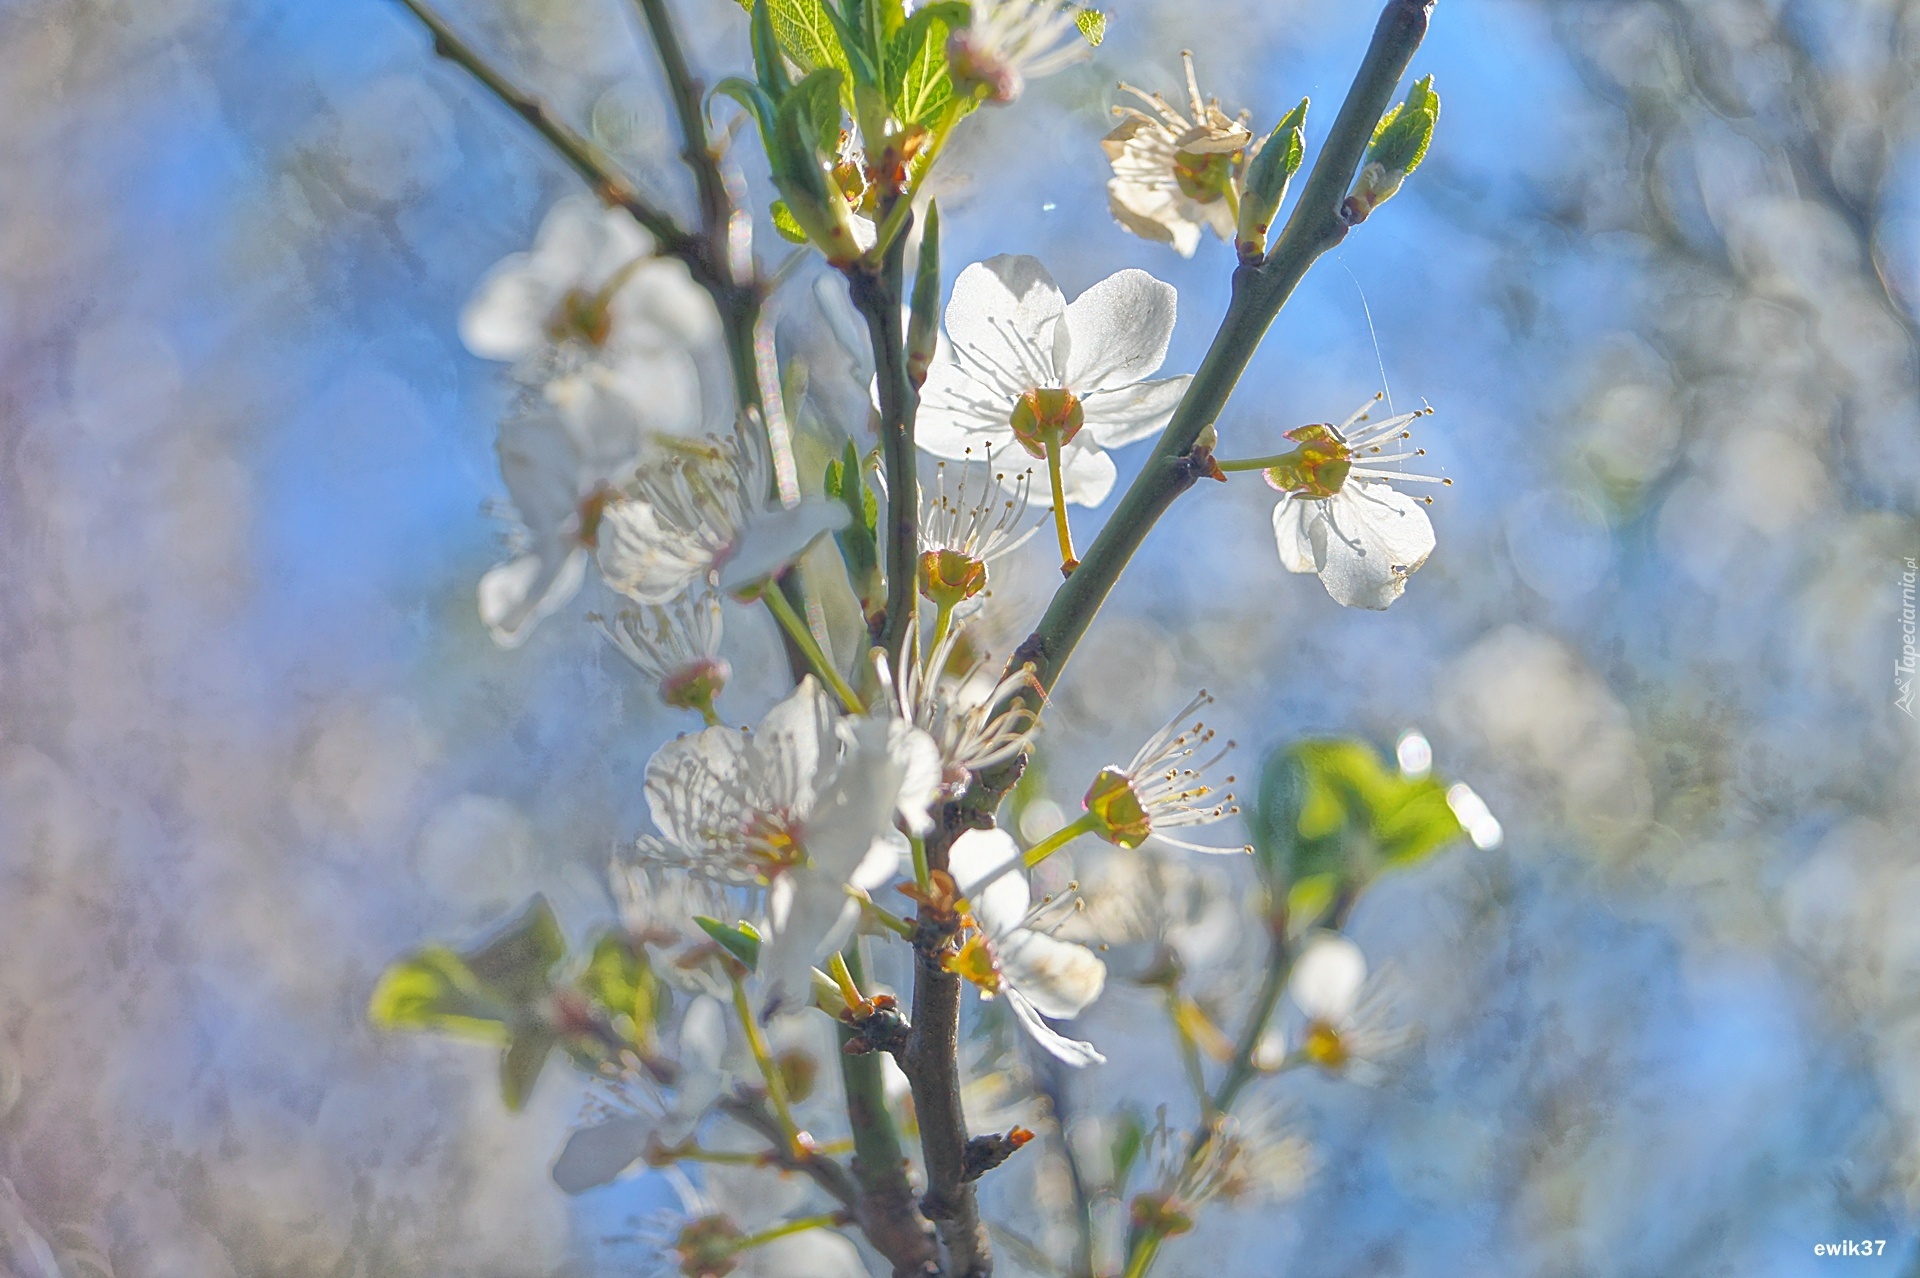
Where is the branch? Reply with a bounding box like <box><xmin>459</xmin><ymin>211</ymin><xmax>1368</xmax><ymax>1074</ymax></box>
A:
<box><xmin>719</xmin><ymin>1094</ymin><xmax>862</xmax><ymax>1208</ymax></box>
<box><xmin>839</xmin><ymin>945</ymin><xmax>942</xmax><ymax>1276</ymax></box>
<box><xmin>389</xmin><ymin>0</ymin><xmax>706</xmax><ymax>272</ymax></box>
<box><xmin>1015</xmin><ymin>0</ymin><xmax>1437</xmax><ymax>700</ymax></box>
<box><xmin>848</xmin><ymin>228</ymin><xmax>922</xmax><ymax>664</ymax></box>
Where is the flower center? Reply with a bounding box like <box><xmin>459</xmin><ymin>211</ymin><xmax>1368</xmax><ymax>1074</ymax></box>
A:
<box><xmin>1172</xmin><ymin>148</ymin><xmax>1237</xmax><ymax>203</ymax></box>
<box><xmin>1083</xmin><ymin>767</ymin><xmax>1154</xmax><ymax>848</ymax></box>
<box><xmin>920</xmin><ymin>547</ymin><xmax>988</xmax><ymax>606</ymax></box>
<box><xmin>743</xmin><ymin>813</ymin><xmax>806</xmax><ymax>876</ymax></box>
<box><xmin>548</xmin><ymin>287</ymin><xmax>614</xmax><ymax>348</ymax></box>
<box><xmin>576</xmin><ymin>484</ymin><xmax>619</xmax><ymax>547</ymax></box>
<box><xmin>1008</xmin><ymin>387</ymin><xmax>1084</xmax><ymax>459</ymax></box>
<box><xmin>1261</xmin><ymin>425</ymin><xmax>1352</xmax><ymax>499</ymax></box>
<box><xmin>1301</xmin><ymin>1019</ymin><xmax>1348</xmax><ymax>1069</ymax></box>
<box><xmin>659</xmin><ymin>658</ymin><xmax>731</xmax><ymax>716</ymax></box>
<box><xmin>946</xmin><ymin>932</ymin><xmax>1003</xmax><ymax>995</ymax></box>
<box><xmin>673</xmin><ymin>1214</ymin><xmax>746</xmax><ymax>1277</ymax></box>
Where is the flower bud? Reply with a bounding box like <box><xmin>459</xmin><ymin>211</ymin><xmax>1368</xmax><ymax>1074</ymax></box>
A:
<box><xmin>659</xmin><ymin>657</ymin><xmax>730</xmax><ymax>719</ymax></box>
<box><xmin>1235</xmin><ymin>98</ymin><xmax>1307</xmax><ymax>260</ymax></box>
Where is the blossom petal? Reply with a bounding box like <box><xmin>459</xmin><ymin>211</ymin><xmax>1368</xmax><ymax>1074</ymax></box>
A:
<box><xmin>998</xmin><ymin>927</ymin><xmax>1106</xmax><ymax>1020</ymax></box>
<box><xmin>478</xmin><ymin>549</ymin><xmax>587</xmax><ymax>648</ymax></box>
<box><xmin>716</xmin><ymin>501</ymin><xmax>850</xmax><ymax>595</ymax></box>
<box><xmin>1288</xmin><ymin>932</ymin><xmax>1367</xmax><ymax>1022</ymax></box>
<box><xmin>642</xmin><ymin>724</ymin><xmax>750</xmax><ymax>847</ymax></box>
<box><xmin>754</xmin><ymin>677</ymin><xmax>838</xmax><ymax>801</ymax></box>
<box><xmin>948</xmin><ymin>828</ymin><xmax>1030</xmax><ymax>932</ymax></box>
<box><xmin>762</xmin><ymin>876</ymin><xmax>862</xmax><ymax>1008</ymax></box>
<box><xmin>917</xmin><ymin>357</ymin><xmax>1017</xmax><ymax>458</ymax></box>
<box><xmin>945</xmin><ymin>255</ymin><xmax>1066</xmax><ymax>394</ymax></box>
<box><xmin>550</xmin><ymin>1116</ymin><xmax>652</xmax><ymax>1194</ymax></box>
<box><xmin>1271</xmin><ymin>496</ymin><xmax>1317</xmax><ymax>575</ymax></box>
<box><xmin>1007</xmin><ymin>986</ymin><xmax>1106</xmax><ymax>1066</ymax></box>
<box><xmin>459</xmin><ymin>259</ymin><xmax>556</xmax><ymax>361</ymax></box>
<box><xmin>614</xmin><ymin>258</ymin><xmax>721</xmax><ymax>348</ymax></box>
<box><xmin>1310</xmin><ymin>482</ymin><xmax>1436</xmax><ymax>610</ymax></box>
<box><xmin>538</xmin><ymin>193</ymin><xmax>649</xmax><ymax>285</ymax></box>
<box><xmin>596</xmin><ymin>499</ymin><xmax>711</xmax><ymax>605</ymax></box>
<box><xmin>1061</xmin><ymin>269</ymin><xmax>1178</xmax><ymax>394</ymax></box>
<box><xmin>1080</xmin><ymin>375</ymin><xmax>1191</xmax><ymax>449</ymax></box>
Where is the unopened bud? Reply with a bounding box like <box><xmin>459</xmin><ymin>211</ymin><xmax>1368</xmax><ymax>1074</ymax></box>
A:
<box><xmin>1345</xmin><ymin>75</ymin><xmax>1437</xmax><ymax>224</ymax></box>
<box><xmin>1236</xmin><ymin>98</ymin><xmax>1307</xmax><ymax>260</ymax></box>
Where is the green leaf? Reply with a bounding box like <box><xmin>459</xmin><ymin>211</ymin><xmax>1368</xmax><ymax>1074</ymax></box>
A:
<box><xmin>578</xmin><ymin>933</ymin><xmax>668</xmax><ymax>1042</ymax></box>
<box><xmin>463</xmin><ymin>895</ymin><xmax>566</xmax><ymax>1007</ymax></box>
<box><xmin>1250</xmin><ymin>739</ymin><xmax>1465</xmax><ymax>908</ymax></box>
<box><xmin>695</xmin><ymin>916</ymin><xmax>763</xmax><ymax>972</ymax></box>
<box><xmin>770</xmin><ymin>0</ymin><xmax>854</xmax><ymax>82</ymax></box>
<box><xmin>770</xmin><ymin>199</ymin><xmax>811</xmax><ymax>242</ymax></box>
<box><xmin>499</xmin><ymin>1024</ymin><xmax>560</xmax><ymax>1111</ymax></box>
<box><xmin>368</xmin><ymin>947</ymin><xmax>510</xmax><ymax>1041</ymax></box>
<box><xmin>1075</xmin><ymin>7</ymin><xmax>1106</xmax><ymax>46</ymax></box>
<box><xmin>907</xmin><ymin>199</ymin><xmax>942</xmax><ymax>378</ymax></box>
<box><xmin>887</xmin><ymin>8</ymin><xmax>959</xmax><ymax>126</ymax></box>
<box><xmin>753</xmin><ymin>0</ymin><xmax>794</xmax><ymax>98</ymax></box>
<box><xmin>1368</xmin><ymin>75</ymin><xmax>1438</xmax><ymax>176</ymax></box>
<box><xmin>715</xmin><ymin>76</ymin><xmax>779</xmax><ymax>149</ymax></box>
<box><xmin>1108</xmin><ymin>1108</ymin><xmax>1146</xmax><ymax>1190</ymax></box>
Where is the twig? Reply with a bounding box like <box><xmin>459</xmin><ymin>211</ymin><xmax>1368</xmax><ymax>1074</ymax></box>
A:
<box><xmin>389</xmin><ymin>0</ymin><xmax>703</xmax><ymax>270</ymax></box>
<box><xmin>838</xmin><ymin>944</ymin><xmax>942</xmax><ymax>1276</ymax></box>
<box><xmin>847</xmin><ymin>227</ymin><xmax>922</xmax><ymax>665</ymax></box>
<box><xmin>719</xmin><ymin>1094</ymin><xmax>862</xmax><ymax>1208</ymax></box>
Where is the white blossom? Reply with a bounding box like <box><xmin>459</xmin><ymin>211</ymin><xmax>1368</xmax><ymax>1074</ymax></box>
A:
<box><xmin>947</xmin><ymin>0</ymin><xmax>1090</xmax><ymax>104</ymax></box>
<box><xmin>632</xmin><ymin>679</ymin><xmax>941</xmax><ymax>1004</ymax></box>
<box><xmin>461</xmin><ymin>194</ymin><xmax>719</xmax><ymax>439</ymax></box>
<box><xmin>878</xmin><ymin>623</ymin><xmax>1041</xmax><ymax>798</ymax></box>
<box><xmin>596</xmin><ymin>430</ymin><xmax>848</xmax><ymax>604</ymax></box>
<box><xmin>916</xmin><ymin>255</ymin><xmax>1190</xmax><ymax>508</ymax></box>
<box><xmin>595</xmin><ymin>592</ymin><xmax>731</xmax><ymax>718</ymax></box>
<box><xmin>550</xmin><ymin>995</ymin><xmax>729</xmax><ymax>1194</ymax></box>
<box><xmin>1268</xmin><ymin>396</ymin><xmax>1442</xmax><ymax>610</ymax></box>
<box><xmin>476</xmin><ymin>394</ymin><xmax>632</xmax><ymax>647</ymax></box>
<box><xmin>1102</xmin><ymin>54</ymin><xmax>1255</xmax><ymax>257</ymax></box>
<box><xmin>948</xmin><ymin>828</ymin><xmax>1107</xmax><ymax>1066</ymax></box>
<box><xmin>917</xmin><ymin>458</ymin><xmax>1040</xmax><ymax>611</ymax></box>
<box><xmin>1073</xmin><ymin>691</ymin><xmax>1245</xmax><ymax>855</ymax></box>
<box><xmin>1286</xmin><ymin>931</ymin><xmax>1411</xmax><ymax>1079</ymax></box>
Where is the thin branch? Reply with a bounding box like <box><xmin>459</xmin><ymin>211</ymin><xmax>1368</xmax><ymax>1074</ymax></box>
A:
<box><xmin>849</xmin><ymin>226</ymin><xmax>922</xmax><ymax>665</ymax></box>
<box><xmin>389</xmin><ymin>0</ymin><xmax>705</xmax><ymax>271</ymax></box>
<box><xmin>719</xmin><ymin>1094</ymin><xmax>862</xmax><ymax>1208</ymax></box>
<box><xmin>838</xmin><ymin>944</ymin><xmax>942</xmax><ymax>1277</ymax></box>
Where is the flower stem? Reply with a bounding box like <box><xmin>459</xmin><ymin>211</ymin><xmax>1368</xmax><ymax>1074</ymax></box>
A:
<box><xmin>910</xmin><ymin>835</ymin><xmax>932</xmax><ymax>892</ymax></box>
<box><xmin>1123</xmin><ymin>1233</ymin><xmax>1166</xmax><ymax>1278</ymax></box>
<box><xmin>1212</xmin><ymin>453</ymin><xmax>1294</xmax><ymax>473</ymax></box>
<box><xmin>730</xmin><ymin>975</ymin><xmax>805</xmax><ymax>1158</ymax></box>
<box><xmin>848</xmin><ymin>887</ymin><xmax>917</xmax><ymax>940</ymax></box>
<box><xmin>761</xmin><ymin>587</ymin><xmax>865</xmax><ymax>713</ymax></box>
<box><xmin>1023</xmin><ymin>811</ymin><xmax>1101</xmax><ymax>867</ymax></box>
<box><xmin>928</xmin><ymin>598</ymin><xmax>956</xmax><ymax>659</ymax></box>
<box><xmin>1044</xmin><ymin>432</ymin><xmax>1078</xmax><ymax>573</ymax></box>
<box><xmin>731</xmin><ymin>1213</ymin><xmax>846</xmax><ymax>1254</ymax></box>
<box><xmin>1166</xmin><ymin>989</ymin><xmax>1214</xmax><ymax>1116</ymax></box>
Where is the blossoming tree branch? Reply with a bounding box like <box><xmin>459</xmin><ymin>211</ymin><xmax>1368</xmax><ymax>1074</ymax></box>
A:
<box><xmin>368</xmin><ymin>0</ymin><xmax>1499</xmax><ymax>1274</ymax></box>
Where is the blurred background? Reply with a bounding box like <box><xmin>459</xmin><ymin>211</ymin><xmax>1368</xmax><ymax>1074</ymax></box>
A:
<box><xmin>2</xmin><ymin>0</ymin><xmax>1918</xmax><ymax>1273</ymax></box>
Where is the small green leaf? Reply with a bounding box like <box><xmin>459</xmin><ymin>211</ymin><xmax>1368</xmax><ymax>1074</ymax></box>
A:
<box><xmin>753</xmin><ymin>0</ymin><xmax>794</xmax><ymax>98</ymax></box>
<box><xmin>1074</xmin><ymin>7</ymin><xmax>1105</xmax><ymax>46</ymax></box>
<box><xmin>888</xmin><ymin>6</ymin><xmax>966</xmax><ymax>125</ymax></box>
<box><xmin>695</xmin><ymin>916</ymin><xmax>763</xmax><ymax>972</ymax></box>
<box><xmin>368</xmin><ymin>947</ymin><xmax>510</xmax><ymax>1041</ymax></box>
<box><xmin>1108</xmin><ymin>1108</ymin><xmax>1146</xmax><ymax>1190</ymax></box>
<box><xmin>770</xmin><ymin>200</ymin><xmax>811</xmax><ymax>242</ymax></box>
<box><xmin>578</xmin><ymin>933</ymin><xmax>668</xmax><ymax>1042</ymax></box>
<box><xmin>500</xmin><ymin>1024</ymin><xmax>561</xmax><ymax>1111</ymax></box>
<box><xmin>907</xmin><ymin>200</ymin><xmax>941</xmax><ymax>383</ymax></box>
<box><xmin>463</xmin><ymin>895</ymin><xmax>566</xmax><ymax>1007</ymax></box>
<box><xmin>770</xmin><ymin>0</ymin><xmax>855</xmax><ymax>83</ymax></box>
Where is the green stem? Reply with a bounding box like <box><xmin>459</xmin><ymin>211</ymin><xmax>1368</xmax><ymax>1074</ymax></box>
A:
<box><xmin>847</xmin><ymin>231</ymin><xmax>921</xmax><ymax>667</ymax></box>
<box><xmin>731</xmin><ymin>976</ymin><xmax>804</xmax><ymax>1157</ymax></box>
<box><xmin>1213</xmin><ymin>933</ymin><xmax>1294</xmax><ymax>1114</ymax></box>
<box><xmin>732</xmin><ymin>1213</ymin><xmax>846</xmax><ymax>1253</ymax></box>
<box><xmin>1044</xmin><ymin>432</ymin><xmax>1078</xmax><ymax>573</ymax></box>
<box><xmin>910</xmin><ymin>835</ymin><xmax>932</xmax><ymax>891</ymax></box>
<box><xmin>1123</xmin><ymin>1233</ymin><xmax>1165</xmax><ymax>1278</ymax></box>
<box><xmin>762</xmin><ymin>588</ymin><xmax>865</xmax><ymax>712</ymax></box>
<box><xmin>928</xmin><ymin>598</ymin><xmax>956</xmax><ymax>659</ymax></box>
<box><xmin>849</xmin><ymin>888</ymin><xmax>916</xmax><ymax>940</ymax></box>
<box><xmin>835</xmin><ymin>943</ymin><xmax>940</xmax><ymax>1274</ymax></box>
<box><xmin>1213</xmin><ymin>453</ymin><xmax>1294</xmax><ymax>473</ymax></box>
<box><xmin>1023</xmin><ymin>811</ymin><xmax>1101</xmax><ymax>867</ymax></box>
<box><xmin>1166</xmin><ymin>990</ymin><xmax>1213</xmax><ymax>1116</ymax></box>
